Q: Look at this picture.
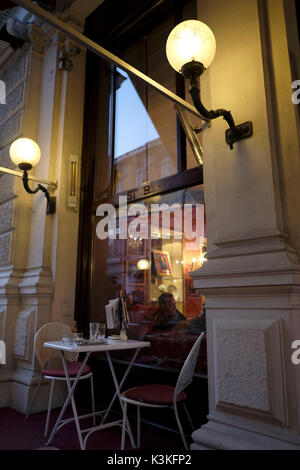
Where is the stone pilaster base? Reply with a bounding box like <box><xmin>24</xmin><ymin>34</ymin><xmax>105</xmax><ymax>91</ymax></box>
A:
<box><xmin>10</xmin><ymin>367</ymin><xmax>67</xmax><ymax>415</ymax></box>
<box><xmin>190</xmin><ymin>236</ymin><xmax>300</xmax><ymax>450</ymax></box>
<box><xmin>191</xmin><ymin>421</ymin><xmax>300</xmax><ymax>450</ymax></box>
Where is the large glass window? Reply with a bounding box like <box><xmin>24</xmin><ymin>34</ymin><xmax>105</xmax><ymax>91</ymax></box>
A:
<box><xmin>114</xmin><ymin>68</ymin><xmax>178</xmax><ymax>192</ymax></box>
<box><xmin>113</xmin><ymin>16</ymin><xmax>179</xmax><ymax>193</ymax></box>
<box><xmin>83</xmin><ymin>0</ymin><xmax>206</xmax><ymax>377</ymax></box>
<box><xmin>112</xmin><ymin>26</ymin><xmax>204</xmax><ymax>195</ymax></box>
<box><xmin>92</xmin><ymin>186</ymin><xmax>207</xmax><ymax>375</ymax></box>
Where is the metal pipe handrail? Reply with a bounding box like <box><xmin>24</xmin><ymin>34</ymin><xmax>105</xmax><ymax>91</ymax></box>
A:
<box><xmin>0</xmin><ymin>166</ymin><xmax>57</xmax><ymax>188</ymax></box>
<box><xmin>14</xmin><ymin>0</ymin><xmax>202</xmax><ymax>119</ymax></box>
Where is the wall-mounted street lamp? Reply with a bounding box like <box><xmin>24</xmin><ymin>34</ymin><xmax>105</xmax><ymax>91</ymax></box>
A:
<box><xmin>0</xmin><ymin>137</ymin><xmax>57</xmax><ymax>214</ymax></box>
<box><xmin>166</xmin><ymin>20</ymin><xmax>253</xmax><ymax>149</ymax></box>
<box><xmin>12</xmin><ymin>2</ymin><xmax>253</xmax><ymax>154</ymax></box>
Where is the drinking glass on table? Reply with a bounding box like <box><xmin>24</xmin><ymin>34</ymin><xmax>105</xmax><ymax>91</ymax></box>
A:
<box><xmin>89</xmin><ymin>322</ymin><xmax>99</xmax><ymax>341</ymax></box>
<box><xmin>71</xmin><ymin>321</ymin><xmax>78</xmax><ymax>340</ymax></box>
<box><xmin>98</xmin><ymin>324</ymin><xmax>106</xmax><ymax>341</ymax></box>
<box><xmin>71</xmin><ymin>321</ymin><xmax>78</xmax><ymax>333</ymax></box>
<box><xmin>76</xmin><ymin>332</ymin><xmax>83</xmax><ymax>342</ymax></box>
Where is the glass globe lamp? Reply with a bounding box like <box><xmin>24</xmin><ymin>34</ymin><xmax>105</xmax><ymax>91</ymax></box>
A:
<box><xmin>166</xmin><ymin>19</ymin><xmax>216</xmax><ymax>78</ymax></box>
<box><xmin>165</xmin><ymin>19</ymin><xmax>253</xmax><ymax>150</ymax></box>
<box><xmin>9</xmin><ymin>137</ymin><xmax>41</xmax><ymax>171</ymax></box>
<box><xmin>8</xmin><ymin>137</ymin><xmax>56</xmax><ymax>214</ymax></box>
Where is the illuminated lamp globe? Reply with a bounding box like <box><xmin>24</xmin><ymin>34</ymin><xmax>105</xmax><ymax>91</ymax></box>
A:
<box><xmin>9</xmin><ymin>137</ymin><xmax>41</xmax><ymax>171</ymax></box>
<box><xmin>137</xmin><ymin>259</ymin><xmax>150</xmax><ymax>271</ymax></box>
<box><xmin>166</xmin><ymin>20</ymin><xmax>216</xmax><ymax>78</ymax></box>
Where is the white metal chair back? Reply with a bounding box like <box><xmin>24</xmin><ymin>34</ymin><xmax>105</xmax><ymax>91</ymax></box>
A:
<box><xmin>34</xmin><ymin>322</ymin><xmax>78</xmax><ymax>370</ymax></box>
<box><xmin>174</xmin><ymin>332</ymin><xmax>204</xmax><ymax>399</ymax></box>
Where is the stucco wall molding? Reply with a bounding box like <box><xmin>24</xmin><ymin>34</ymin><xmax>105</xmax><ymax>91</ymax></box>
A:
<box><xmin>13</xmin><ymin>307</ymin><xmax>35</xmax><ymax>361</ymax></box>
<box><xmin>214</xmin><ymin>318</ymin><xmax>287</xmax><ymax>425</ymax></box>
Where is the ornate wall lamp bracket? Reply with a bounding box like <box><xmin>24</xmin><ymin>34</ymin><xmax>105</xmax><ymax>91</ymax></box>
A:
<box><xmin>186</xmin><ymin>65</ymin><xmax>253</xmax><ymax>149</ymax></box>
<box><xmin>5</xmin><ymin>137</ymin><xmax>57</xmax><ymax>215</ymax></box>
<box><xmin>166</xmin><ymin>21</ymin><xmax>253</xmax><ymax>151</ymax></box>
<box><xmin>22</xmin><ymin>169</ymin><xmax>56</xmax><ymax>214</ymax></box>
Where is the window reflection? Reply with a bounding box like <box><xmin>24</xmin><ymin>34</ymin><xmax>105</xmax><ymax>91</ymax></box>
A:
<box><xmin>104</xmin><ymin>186</ymin><xmax>207</xmax><ymax>374</ymax></box>
<box><xmin>113</xmin><ymin>16</ymin><xmax>178</xmax><ymax>192</ymax></box>
<box><xmin>114</xmin><ymin>68</ymin><xmax>177</xmax><ymax>192</ymax></box>
<box><xmin>114</xmin><ymin>69</ymin><xmax>159</xmax><ymax>159</ymax></box>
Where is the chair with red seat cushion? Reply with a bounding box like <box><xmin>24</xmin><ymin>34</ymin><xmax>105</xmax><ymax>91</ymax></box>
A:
<box><xmin>123</xmin><ymin>384</ymin><xmax>187</xmax><ymax>404</ymax></box>
<box><xmin>25</xmin><ymin>322</ymin><xmax>96</xmax><ymax>437</ymax></box>
<box><xmin>121</xmin><ymin>332</ymin><xmax>205</xmax><ymax>450</ymax></box>
<box><xmin>42</xmin><ymin>361</ymin><xmax>91</xmax><ymax>377</ymax></box>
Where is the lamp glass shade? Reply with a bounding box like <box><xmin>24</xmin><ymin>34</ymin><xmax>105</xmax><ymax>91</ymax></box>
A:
<box><xmin>9</xmin><ymin>138</ymin><xmax>41</xmax><ymax>168</ymax></box>
<box><xmin>137</xmin><ymin>259</ymin><xmax>150</xmax><ymax>270</ymax></box>
<box><xmin>166</xmin><ymin>20</ymin><xmax>216</xmax><ymax>73</ymax></box>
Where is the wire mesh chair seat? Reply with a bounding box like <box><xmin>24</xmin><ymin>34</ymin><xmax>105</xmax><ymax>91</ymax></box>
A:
<box><xmin>25</xmin><ymin>322</ymin><xmax>96</xmax><ymax>437</ymax></box>
<box><xmin>120</xmin><ymin>332</ymin><xmax>205</xmax><ymax>450</ymax></box>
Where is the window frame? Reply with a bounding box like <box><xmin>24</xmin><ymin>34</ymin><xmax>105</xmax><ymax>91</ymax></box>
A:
<box><xmin>91</xmin><ymin>0</ymin><xmax>202</xmax><ymax>211</ymax></box>
<box><xmin>76</xmin><ymin>0</ymin><xmax>203</xmax><ymax>333</ymax></box>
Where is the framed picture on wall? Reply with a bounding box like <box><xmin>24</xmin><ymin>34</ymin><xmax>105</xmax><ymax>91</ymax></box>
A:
<box><xmin>152</xmin><ymin>250</ymin><xmax>172</xmax><ymax>276</ymax></box>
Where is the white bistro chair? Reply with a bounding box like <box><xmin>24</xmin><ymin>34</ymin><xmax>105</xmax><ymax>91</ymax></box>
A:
<box><xmin>26</xmin><ymin>322</ymin><xmax>96</xmax><ymax>436</ymax></box>
<box><xmin>120</xmin><ymin>332</ymin><xmax>204</xmax><ymax>450</ymax></box>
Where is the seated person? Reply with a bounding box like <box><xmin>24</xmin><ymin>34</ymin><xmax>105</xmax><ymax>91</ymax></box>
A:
<box><xmin>152</xmin><ymin>293</ymin><xmax>189</xmax><ymax>332</ymax></box>
<box><xmin>188</xmin><ymin>300</ymin><xmax>206</xmax><ymax>333</ymax></box>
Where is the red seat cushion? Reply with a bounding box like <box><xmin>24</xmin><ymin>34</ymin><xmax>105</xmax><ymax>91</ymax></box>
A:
<box><xmin>42</xmin><ymin>361</ymin><xmax>90</xmax><ymax>377</ymax></box>
<box><xmin>123</xmin><ymin>384</ymin><xmax>187</xmax><ymax>405</ymax></box>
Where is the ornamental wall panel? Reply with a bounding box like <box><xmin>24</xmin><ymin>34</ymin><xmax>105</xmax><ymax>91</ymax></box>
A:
<box><xmin>0</xmin><ymin>173</ymin><xmax>15</xmax><ymax>200</ymax></box>
<box><xmin>0</xmin><ymin>199</ymin><xmax>14</xmax><ymax>231</ymax></box>
<box><xmin>0</xmin><ymin>45</ymin><xmax>30</xmax><ymax>267</ymax></box>
<box><xmin>0</xmin><ymin>47</ymin><xmax>29</xmax><ymax>95</ymax></box>
<box><xmin>0</xmin><ymin>109</ymin><xmax>23</xmax><ymax>149</ymax></box>
<box><xmin>0</xmin><ymin>308</ymin><xmax>6</xmax><ymax>340</ymax></box>
<box><xmin>13</xmin><ymin>309</ymin><xmax>35</xmax><ymax>362</ymax></box>
<box><xmin>214</xmin><ymin>318</ymin><xmax>287</xmax><ymax>425</ymax></box>
<box><xmin>0</xmin><ymin>232</ymin><xmax>12</xmax><ymax>264</ymax></box>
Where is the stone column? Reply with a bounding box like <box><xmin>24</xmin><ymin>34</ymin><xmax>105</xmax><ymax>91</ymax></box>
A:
<box><xmin>0</xmin><ymin>44</ymin><xmax>33</xmax><ymax>408</ymax></box>
<box><xmin>190</xmin><ymin>0</ymin><xmax>300</xmax><ymax>449</ymax></box>
<box><xmin>0</xmin><ymin>9</ymin><xmax>88</xmax><ymax>412</ymax></box>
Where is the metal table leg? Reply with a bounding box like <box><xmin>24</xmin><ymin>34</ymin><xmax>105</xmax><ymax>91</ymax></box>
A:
<box><xmin>105</xmin><ymin>350</ymin><xmax>136</xmax><ymax>448</ymax></box>
<box><xmin>101</xmin><ymin>348</ymin><xmax>140</xmax><ymax>425</ymax></box>
<box><xmin>45</xmin><ymin>351</ymin><xmax>91</xmax><ymax>450</ymax></box>
<box><xmin>83</xmin><ymin>348</ymin><xmax>141</xmax><ymax>449</ymax></box>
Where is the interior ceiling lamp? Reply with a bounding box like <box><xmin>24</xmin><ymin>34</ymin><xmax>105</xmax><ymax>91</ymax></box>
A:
<box><xmin>166</xmin><ymin>20</ymin><xmax>253</xmax><ymax>149</ymax></box>
<box><xmin>137</xmin><ymin>259</ymin><xmax>151</xmax><ymax>271</ymax></box>
<box><xmin>6</xmin><ymin>137</ymin><xmax>56</xmax><ymax>214</ymax></box>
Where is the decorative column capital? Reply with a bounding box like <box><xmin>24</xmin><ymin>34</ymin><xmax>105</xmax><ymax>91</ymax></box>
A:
<box><xmin>27</xmin><ymin>23</ymin><xmax>53</xmax><ymax>55</ymax></box>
